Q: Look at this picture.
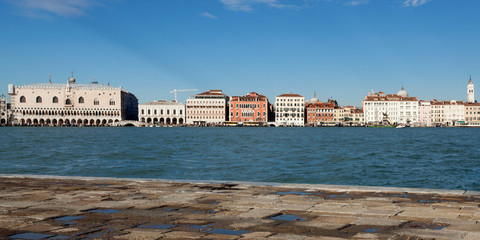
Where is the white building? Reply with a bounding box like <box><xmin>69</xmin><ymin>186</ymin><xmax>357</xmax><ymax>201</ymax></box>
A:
<box><xmin>186</xmin><ymin>90</ymin><xmax>228</xmax><ymax>125</ymax></box>
<box><xmin>8</xmin><ymin>75</ymin><xmax>138</xmax><ymax>126</ymax></box>
<box><xmin>431</xmin><ymin>100</ymin><xmax>465</xmax><ymax>126</ymax></box>
<box><xmin>467</xmin><ymin>77</ymin><xmax>475</xmax><ymax>103</ymax></box>
<box><xmin>139</xmin><ymin>100</ymin><xmax>185</xmax><ymax>125</ymax></box>
<box><xmin>362</xmin><ymin>87</ymin><xmax>419</xmax><ymax>125</ymax></box>
<box><xmin>0</xmin><ymin>94</ymin><xmax>8</xmax><ymax>125</ymax></box>
<box><xmin>275</xmin><ymin>93</ymin><xmax>305</xmax><ymax>126</ymax></box>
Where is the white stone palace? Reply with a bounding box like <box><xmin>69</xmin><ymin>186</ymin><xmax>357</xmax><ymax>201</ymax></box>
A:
<box><xmin>139</xmin><ymin>100</ymin><xmax>185</xmax><ymax>125</ymax></box>
<box><xmin>186</xmin><ymin>90</ymin><xmax>228</xmax><ymax>125</ymax></box>
<box><xmin>8</xmin><ymin>75</ymin><xmax>138</xmax><ymax>126</ymax></box>
<box><xmin>363</xmin><ymin>87</ymin><xmax>419</xmax><ymax>125</ymax></box>
<box><xmin>275</xmin><ymin>93</ymin><xmax>305</xmax><ymax>126</ymax></box>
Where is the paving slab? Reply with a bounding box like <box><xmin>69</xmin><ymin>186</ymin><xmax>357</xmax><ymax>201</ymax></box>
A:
<box><xmin>0</xmin><ymin>175</ymin><xmax>479</xmax><ymax>240</ymax></box>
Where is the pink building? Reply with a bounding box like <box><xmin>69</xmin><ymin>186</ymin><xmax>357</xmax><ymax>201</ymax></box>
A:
<box><xmin>418</xmin><ymin>100</ymin><xmax>432</xmax><ymax>127</ymax></box>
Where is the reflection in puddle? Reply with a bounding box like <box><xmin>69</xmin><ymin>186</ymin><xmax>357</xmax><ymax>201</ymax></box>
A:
<box><xmin>9</xmin><ymin>232</ymin><xmax>53</xmax><ymax>240</ymax></box>
<box><xmin>193</xmin><ymin>210</ymin><xmax>220</xmax><ymax>214</ymax></box>
<box><xmin>138</xmin><ymin>224</ymin><xmax>177</xmax><ymax>229</ymax></box>
<box><xmin>88</xmin><ymin>209</ymin><xmax>121</xmax><ymax>214</ymax></box>
<box><xmin>270</xmin><ymin>214</ymin><xmax>307</xmax><ymax>221</ymax></box>
<box><xmin>189</xmin><ymin>224</ymin><xmax>248</xmax><ymax>236</ymax></box>
<box><xmin>55</xmin><ymin>216</ymin><xmax>85</xmax><ymax>221</ymax></box>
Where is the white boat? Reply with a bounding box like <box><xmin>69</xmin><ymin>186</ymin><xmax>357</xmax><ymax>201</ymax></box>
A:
<box><xmin>396</xmin><ymin>125</ymin><xmax>405</xmax><ymax>129</ymax></box>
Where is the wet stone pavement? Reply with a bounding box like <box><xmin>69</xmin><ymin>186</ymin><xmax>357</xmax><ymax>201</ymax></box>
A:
<box><xmin>0</xmin><ymin>176</ymin><xmax>480</xmax><ymax>239</ymax></box>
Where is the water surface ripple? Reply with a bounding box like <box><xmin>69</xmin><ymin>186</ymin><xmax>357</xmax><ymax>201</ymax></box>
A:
<box><xmin>1</xmin><ymin>127</ymin><xmax>479</xmax><ymax>191</ymax></box>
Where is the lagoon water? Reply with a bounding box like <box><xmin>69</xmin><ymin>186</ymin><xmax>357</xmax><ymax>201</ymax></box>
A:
<box><xmin>1</xmin><ymin>127</ymin><xmax>479</xmax><ymax>191</ymax></box>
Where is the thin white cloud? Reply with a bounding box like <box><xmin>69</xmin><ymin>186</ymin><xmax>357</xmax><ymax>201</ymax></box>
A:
<box><xmin>6</xmin><ymin>0</ymin><xmax>100</xmax><ymax>19</ymax></box>
<box><xmin>344</xmin><ymin>0</ymin><xmax>369</xmax><ymax>6</ymax></box>
<box><xmin>402</xmin><ymin>0</ymin><xmax>431</xmax><ymax>7</ymax></box>
<box><xmin>201</xmin><ymin>12</ymin><xmax>218</xmax><ymax>19</ymax></box>
<box><xmin>220</xmin><ymin>0</ymin><xmax>300</xmax><ymax>12</ymax></box>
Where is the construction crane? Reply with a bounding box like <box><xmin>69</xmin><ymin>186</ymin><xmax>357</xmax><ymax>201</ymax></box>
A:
<box><xmin>170</xmin><ymin>89</ymin><xmax>197</xmax><ymax>102</ymax></box>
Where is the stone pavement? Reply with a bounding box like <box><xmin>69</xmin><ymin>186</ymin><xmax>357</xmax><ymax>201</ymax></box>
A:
<box><xmin>0</xmin><ymin>175</ymin><xmax>479</xmax><ymax>239</ymax></box>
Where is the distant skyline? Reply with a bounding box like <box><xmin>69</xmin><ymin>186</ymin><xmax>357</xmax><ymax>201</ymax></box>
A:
<box><xmin>0</xmin><ymin>0</ymin><xmax>479</xmax><ymax>106</ymax></box>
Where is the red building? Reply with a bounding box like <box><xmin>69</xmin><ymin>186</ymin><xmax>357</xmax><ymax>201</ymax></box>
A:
<box><xmin>306</xmin><ymin>99</ymin><xmax>337</xmax><ymax>126</ymax></box>
<box><xmin>229</xmin><ymin>92</ymin><xmax>269</xmax><ymax>125</ymax></box>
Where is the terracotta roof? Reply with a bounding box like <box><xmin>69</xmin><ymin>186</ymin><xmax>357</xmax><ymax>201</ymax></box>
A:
<box><xmin>306</xmin><ymin>102</ymin><xmax>335</xmax><ymax>108</ymax></box>
<box><xmin>277</xmin><ymin>93</ymin><xmax>304</xmax><ymax>98</ymax></box>
<box><xmin>465</xmin><ymin>102</ymin><xmax>480</xmax><ymax>106</ymax></box>
<box><xmin>195</xmin><ymin>90</ymin><xmax>226</xmax><ymax>96</ymax></box>
<box><xmin>364</xmin><ymin>94</ymin><xmax>418</xmax><ymax>101</ymax></box>
<box><xmin>231</xmin><ymin>92</ymin><xmax>268</xmax><ymax>102</ymax></box>
<box><xmin>431</xmin><ymin>100</ymin><xmax>465</xmax><ymax>105</ymax></box>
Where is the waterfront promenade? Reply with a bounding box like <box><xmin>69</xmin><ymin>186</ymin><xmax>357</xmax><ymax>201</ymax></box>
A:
<box><xmin>0</xmin><ymin>175</ymin><xmax>479</xmax><ymax>239</ymax></box>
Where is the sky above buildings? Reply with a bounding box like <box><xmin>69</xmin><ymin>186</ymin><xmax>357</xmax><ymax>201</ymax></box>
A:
<box><xmin>0</xmin><ymin>0</ymin><xmax>479</xmax><ymax>106</ymax></box>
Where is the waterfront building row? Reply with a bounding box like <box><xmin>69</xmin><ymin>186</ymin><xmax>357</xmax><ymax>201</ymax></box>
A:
<box><xmin>363</xmin><ymin>79</ymin><xmax>479</xmax><ymax>126</ymax></box>
<box><xmin>2</xmin><ymin>76</ymin><xmax>478</xmax><ymax>127</ymax></box>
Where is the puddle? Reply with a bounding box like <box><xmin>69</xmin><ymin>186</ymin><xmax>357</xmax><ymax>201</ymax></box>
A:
<box><xmin>402</xmin><ymin>222</ymin><xmax>446</xmax><ymax>230</ymax></box>
<box><xmin>270</xmin><ymin>214</ymin><xmax>307</xmax><ymax>222</ymax></box>
<box><xmin>190</xmin><ymin>223</ymin><xmax>215</xmax><ymax>229</ymax></box>
<box><xmin>364</xmin><ymin>228</ymin><xmax>378</xmax><ymax>233</ymax></box>
<box><xmin>193</xmin><ymin>210</ymin><xmax>220</xmax><ymax>214</ymax></box>
<box><xmin>392</xmin><ymin>193</ymin><xmax>408</xmax><ymax>198</ymax></box>
<box><xmin>9</xmin><ymin>232</ymin><xmax>53</xmax><ymax>239</ymax></box>
<box><xmin>276</xmin><ymin>191</ymin><xmax>312</xmax><ymax>196</ymax></box>
<box><xmin>138</xmin><ymin>224</ymin><xmax>177</xmax><ymax>229</ymax></box>
<box><xmin>190</xmin><ymin>224</ymin><xmax>248</xmax><ymax>236</ymax></box>
<box><xmin>87</xmin><ymin>229</ymin><xmax>115</xmax><ymax>238</ymax></box>
<box><xmin>418</xmin><ymin>199</ymin><xmax>440</xmax><ymax>204</ymax></box>
<box><xmin>49</xmin><ymin>235</ymin><xmax>71</xmax><ymax>239</ymax></box>
<box><xmin>88</xmin><ymin>209</ymin><xmax>121</xmax><ymax>214</ymax></box>
<box><xmin>202</xmin><ymin>228</ymin><xmax>249</xmax><ymax>235</ymax></box>
<box><xmin>327</xmin><ymin>193</ymin><xmax>350</xmax><ymax>199</ymax></box>
<box><xmin>55</xmin><ymin>216</ymin><xmax>85</xmax><ymax>221</ymax></box>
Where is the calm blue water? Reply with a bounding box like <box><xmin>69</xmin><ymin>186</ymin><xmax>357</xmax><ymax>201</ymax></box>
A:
<box><xmin>1</xmin><ymin>127</ymin><xmax>479</xmax><ymax>191</ymax></box>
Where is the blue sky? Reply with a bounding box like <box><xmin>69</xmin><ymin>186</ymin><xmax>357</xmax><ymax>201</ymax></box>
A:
<box><xmin>0</xmin><ymin>0</ymin><xmax>479</xmax><ymax>106</ymax></box>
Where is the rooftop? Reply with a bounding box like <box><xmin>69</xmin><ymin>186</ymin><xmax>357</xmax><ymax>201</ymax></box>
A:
<box><xmin>140</xmin><ymin>100</ymin><xmax>184</xmax><ymax>106</ymax></box>
<box><xmin>277</xmin><ymin>93</ymin><xmax>304</xmax><ymax>98</ymax></box>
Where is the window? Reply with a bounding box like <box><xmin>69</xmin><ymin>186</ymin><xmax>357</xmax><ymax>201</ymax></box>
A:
<box><xmin>78</xmin><ymin>97</ymin><xmax>84</xmax><ymax>104</ymax></box>
<box><xmin>36</xmin><ymin>96</ymin><xmax>42</xmax><ymax>103</ymax></box>
<box><xmin>109</xmin><ymin>99</ymin><xmax>115</xmax><ymax>105</ymax></box>
<box><xmin>65</xmin><ymin>99</ymin><xmax>72</xmax><ymax>105</ymax></box>
<box><xmin>53</xmin><ymin>96</ymin><xmax>58</xmax><ymax>103</ymax></box>
<box><xmin>94</xmin><ymin>99</ymin><xmax>99</xmax><ymax>105</ymax></box>
<box><xmin>20</xmin><ymin>96</ymin><xmax>26</xmax><ymax>103</ymax></box>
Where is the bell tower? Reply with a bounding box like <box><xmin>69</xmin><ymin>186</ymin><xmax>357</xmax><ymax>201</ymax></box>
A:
<box><xmin>467</xmin><ymin>76</ymin><xmax>475</xmax><ymax>103</ymax></box>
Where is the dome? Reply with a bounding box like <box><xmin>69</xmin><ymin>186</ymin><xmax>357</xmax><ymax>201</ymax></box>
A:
<box><xmin>397</xmin><ymin>87</ymin><xmax>408</xmax><ymax>97</ymax></box>
<box><xmin>310</xmin><ymin>92</ymin><xmax>319</xmax><ymax>104</ymax></box>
